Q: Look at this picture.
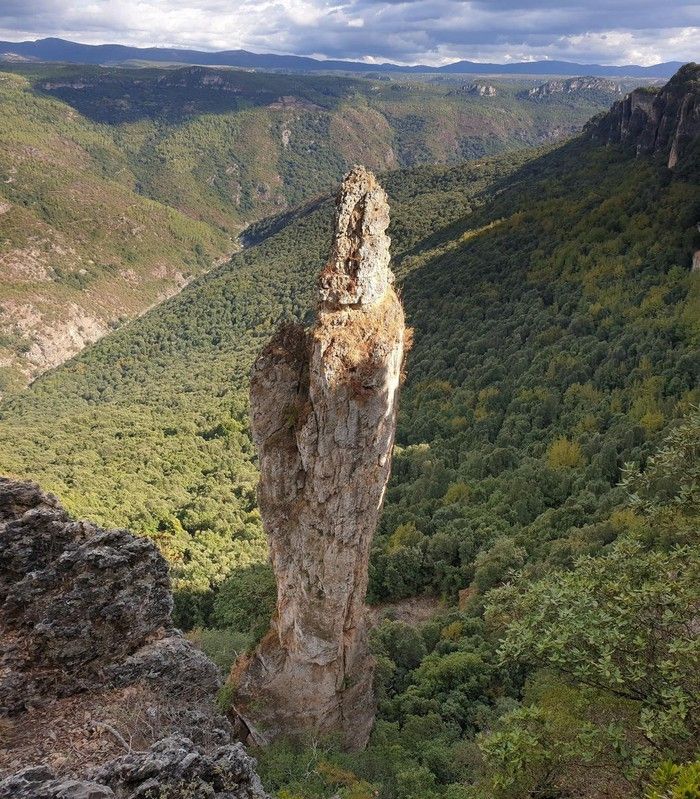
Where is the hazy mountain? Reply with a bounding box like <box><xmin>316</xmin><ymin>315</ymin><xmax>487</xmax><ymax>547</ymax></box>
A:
<box><xmin>0</xmin><ymin>37</ymin><xmax>685</xmax><ymax>77</ymax></box>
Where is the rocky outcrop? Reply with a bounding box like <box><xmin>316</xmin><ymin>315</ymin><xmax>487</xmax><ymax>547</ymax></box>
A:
<box><xmin>0</xmin><ymin>478</ymin><xmax>268</xmax><ymax>797</ymax></box>
<box><xmin>231</xmin><ymin>166</ymin><xmax>406</xmax><ymax>750</ymax></box>
<box><xmin>588</xmin><ymin>62</ymin><xmax>699</xmax><ymax>167</ymax></box>
<box><xmin>459</xmin><ymin>83</ymin><xmax>496</xmax><ymax>97</ymax></box>
<box><xmin>0</xmin><ymin>478</ymin><xmax>193</xmax><ymax>714</ymax></box>
<box><xmin>527</xmin><ymin>76</ymin><xmax>621</xmax><ymax>99</ymax></box>
<box><xmin>0</xmin><ymin>736</ymin><xmax>267</xmax><ymax>799</ymax></box>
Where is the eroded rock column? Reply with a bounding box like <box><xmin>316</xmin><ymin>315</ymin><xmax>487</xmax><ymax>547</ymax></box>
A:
<box><xmin>232</xmin><ymin>166</ymin><xmax>406</xmax><ymax>750</ymax></box>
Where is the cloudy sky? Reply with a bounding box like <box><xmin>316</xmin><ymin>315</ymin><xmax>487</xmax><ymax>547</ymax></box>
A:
<box><xmin>0</xmin><ymin>0</ymin><xmax>698</xmax><ymax>66</ymax></box>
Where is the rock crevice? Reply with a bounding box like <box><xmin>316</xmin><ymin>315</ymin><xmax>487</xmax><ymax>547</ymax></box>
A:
<box><xmin>232</xmin><ymin>166</ymin><xmax>406</xmax><ymax>750</ymax></box>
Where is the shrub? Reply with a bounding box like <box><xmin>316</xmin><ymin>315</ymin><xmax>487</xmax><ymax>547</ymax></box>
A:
<box><xmin>212</xmin><ymin>562</ymin><xmax>277</xmax><ymax>641</ymax></box>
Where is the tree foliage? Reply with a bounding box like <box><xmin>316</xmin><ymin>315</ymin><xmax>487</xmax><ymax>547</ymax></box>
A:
<box><xmin>0</xmin><ymin>78</ymin><xmax>698</xmax><ymax>796</ymax></box>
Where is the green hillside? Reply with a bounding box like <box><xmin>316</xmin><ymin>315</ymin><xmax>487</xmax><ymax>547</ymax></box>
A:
<box><xmin>0</xmin><ymin>148</ymin><xmax>533</xmax><ymax>598</ymax></box>
<box><xmin>11</xmin><ymin>62</ymin><xmax>622</xmax><ymax>230</ymax></box>
<box><xmin>0</xmin><ymin>66</ymin><xmax>698</xmax><ymax>797</ymax></box>
<box><xmin>0</xmin><ymin>63</ymin><xmax>620</xmax><ymax>388</ymax></box>
<box><xmin>0</xmin><ymin>70</ymin><xmax>231</xmax><ymax>389</ymax></box>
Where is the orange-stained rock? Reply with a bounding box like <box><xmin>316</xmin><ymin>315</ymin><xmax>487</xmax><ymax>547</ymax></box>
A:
<box><xmin>232</xmin><ymin>166</ymin><xmax>406</xmax><ymax>750</ymax></box>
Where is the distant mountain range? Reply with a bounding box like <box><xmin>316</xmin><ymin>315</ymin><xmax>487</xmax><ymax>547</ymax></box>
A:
<box><xmin>0</xmin><ymin>37</ymin><xmax>684</xmax><ymax>77</ymax></box>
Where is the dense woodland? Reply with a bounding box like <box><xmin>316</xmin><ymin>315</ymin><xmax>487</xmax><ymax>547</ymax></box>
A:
<box><xmin>0</xmin><ymin>63</ymin><xmax>621</xmax><ymax>385</ymax></box>
<box><xmin>0</xmin><ymin>64</ymin><xmax>698</xmax><ymax>798</ymax></box>
<box><xmin>5</xmin><ymin>62</ymin><xmax>623</xmax><ymax>228</ymax></box>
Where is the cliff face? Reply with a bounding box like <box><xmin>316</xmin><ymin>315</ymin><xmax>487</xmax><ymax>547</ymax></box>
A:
<box><xmin>527</xmin><ymin>76</ymin><xmax>621</xmax><ymax>98</ymax></box>
<box><xmin>458</xmin><ymin>83</ymin><xmax>496</xmax><ymax>97</ymax></box>
<box><xmin>0</xmin><ymin>479</ymin><xmax>204</xmax><ymax>717</ymax></box>
<box><xmin>0</xmin><ymin>478</ymin><xmax>268</xmax><ymax>798</ymax></box>
<box><xmin>588</xmin><ymin>62</ymin><xmax>699</xmax><ymax>167</ymax></box>
<box><xmin>232</xmin><ymin>166</ymin><xmax>406</xmax><ymax>750</ymax></box>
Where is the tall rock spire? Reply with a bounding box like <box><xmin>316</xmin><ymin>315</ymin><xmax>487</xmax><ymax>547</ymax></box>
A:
<box><xmin>231</xmin><ymin>166</ymin><xmax>406</xmax><ymax>750</ymax></box>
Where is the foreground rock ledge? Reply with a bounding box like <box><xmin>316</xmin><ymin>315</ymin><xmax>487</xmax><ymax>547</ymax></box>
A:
<box><xmin>232</xmin><ymin>165</ymin><xmax>407</xmax><ymax>750</ymax></box>
<box><xmin>0</xmin><ymin>478</ymin><xmax>268</xmax><ymax>798</ymax></box>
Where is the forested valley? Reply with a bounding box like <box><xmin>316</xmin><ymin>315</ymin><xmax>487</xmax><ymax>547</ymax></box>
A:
<box><xmin>0</xmin><ymin>61</ymin><xmax>620</xmax><ymax>387</ymax></box>
<box><xmin>0</xmin><ymin>63</ymin><xmax>698</xmax><ymax>799</ymax></box>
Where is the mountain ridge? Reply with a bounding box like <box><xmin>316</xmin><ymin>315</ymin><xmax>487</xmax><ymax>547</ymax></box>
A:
<box><xmin>0</xmin><ymin>62</ymin><xmax>622</xmax><ymax>391</ymax></box>
<box><xmin>0</xmin><ymin>37</ymin><xmax>684</xmax><ymax>77</ymax></box>
<box><xmin>0</xmin><ymin>64</ymin><xmax>698</xmax><ymax>798</ymax></box>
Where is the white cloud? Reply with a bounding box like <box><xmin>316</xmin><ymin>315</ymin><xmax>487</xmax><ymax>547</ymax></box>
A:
<box><xmin>0</xmin><ymin>0</ymin><xmax>698</xmax><ymax>65</ymax></box>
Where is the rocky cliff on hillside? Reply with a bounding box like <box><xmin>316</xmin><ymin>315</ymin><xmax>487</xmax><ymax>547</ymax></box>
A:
<box><xmin>231</xmin><ymin>166</ymin><xmax>407</xmax><ymax>750</ymax></box>
<box><xmin>527</xmin><ymin>76</ymin><xmax>621</xmax><ymax>99</ymax></box>
<box><xmin>453</xmin><ymin>82</ymin><xmax>496</xmax><ymax>97</ymax></box>
<box><xmin>588</xmin><ymin>62</ymin><xmax>699</xmax><ymax>167</ymax></box>
<box><xmin>0</xmin><ymin>478</ymin><xmax>268</xmax><ymax>798</ymax></box>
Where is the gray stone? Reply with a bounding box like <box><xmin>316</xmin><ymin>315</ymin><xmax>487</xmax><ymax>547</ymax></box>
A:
<box><xmin>527</xmin><ymin>76</ymin><xmax>620</xmax><ymax>98</ymax></box>
<box><xmin>0</xmin><ymin>767</ymin><xmax>114</xmax><ymax>798</ymax></box>
<box><xmin>0</xmin><ymin>737</ymin><xmax>269</xmax><ymax>799</ymax></box>
<box><xmin>0</xmin><ymin>478</ymin><xmax>269</xmax><ymax>796</ymax></box>
<box><xmin>233</xmin><ymin>166</ymin><xmax>406</xmax><ymax>749</ymax></box>
<box><xmin>89</xmin><ymin>736</ymin><xmax>268</xmax><ymax>798</ymax></box>
<box><xmin>0</xmin><ymin>478</ymin><xmax>172</xmax><ymax>713</ymax></box>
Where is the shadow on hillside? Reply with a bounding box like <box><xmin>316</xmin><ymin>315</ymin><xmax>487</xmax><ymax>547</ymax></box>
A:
<box><xmin>391</xmin><ymin>137</ymin><xmax>591</xmax><ymax>267</ymax></box>
<box><xmin>23</xmin><ymin>64</ymin><xmax>364</xmax><ymax>124</ymax></box>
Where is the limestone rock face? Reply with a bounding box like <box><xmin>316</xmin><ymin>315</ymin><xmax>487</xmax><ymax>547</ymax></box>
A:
<box><xmin>318</xmin><ymin>165</ymin><xmax>394</xmax><ymax>307</ymax></box>
<box><xmin>232</xmin><ymin>166</ymin><xmax>406</xmax><ymax>750</ymax></box>
<box><xmin>588</xmin><ymin>63</ymin><xmax>699</xmax><ymax>168</ymax></box>
<box><xmin>527</xmin><ymin>76</ymin><xmax>621</xmax><ymax>99</ymax></box>
<box><xmin>0</xmin><ymin>477</ymin><xmax>268</xmax><ymax>798</ymax></box>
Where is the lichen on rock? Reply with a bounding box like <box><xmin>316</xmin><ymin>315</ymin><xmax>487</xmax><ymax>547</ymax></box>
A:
<box><xmin>231</xmin><ymin>165</ymin><xmax>407</xmax><ymax>750</ymax></box>
<box><xmin>0</xmin><ymin>477</ymin><xmax>269</xmax><ymax>798</ymax></box>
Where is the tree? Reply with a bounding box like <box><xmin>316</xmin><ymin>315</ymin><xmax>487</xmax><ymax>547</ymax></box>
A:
<box><xmin>212</xmin><ymin>562</ymin><xmax>277</xmax><ymax>640</ymax></box>
<box><xmin>488</xmin><ymin>539</ymin><xmax>700</xmax><ymax>764</ymax></box>
<box><xmin>547</xmin><ymin>436</ymin><xmax>585</xmax><ymax>468</ymax></box>
<box><xmin>472</xmin><ymin>537</ymin><xmax>526</xmax><ymax>594</ymax></box>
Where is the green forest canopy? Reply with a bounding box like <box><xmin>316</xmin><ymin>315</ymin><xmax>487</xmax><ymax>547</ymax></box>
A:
<box><xmin>0</xmin><ymin>68</ymin><xmax>698</xmax><ymax>797</ymax></box>
<box><xmin>0</xmin><ymin>62</ymin><xmax>620</xmax><ymax>387</ymax></box>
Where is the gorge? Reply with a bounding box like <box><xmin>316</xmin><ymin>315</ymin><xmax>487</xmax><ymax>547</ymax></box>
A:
<box><xmin>0</xmin><ymin>63</ymin><xmax>698</xmax><ymax>799</ymax></box>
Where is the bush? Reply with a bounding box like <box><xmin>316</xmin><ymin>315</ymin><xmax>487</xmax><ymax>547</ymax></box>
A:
<box><xmin>186</xmin><ymin>627</ymin><xmax>251</xmax><ymax>672</ymax></box>
<box><xmin>472</xmin><ymin>537</ymin><xmax>526</xmax><ymax>593</ymax></box>
<box><xmin>645</xmin><ymin>760</ymin><xmax>700</xmax><ymax>799</ymax></box>
<box><xmin>212</xmin><ymin>562</ymin><xmax>277</xmax><ymax>641</ymax></box>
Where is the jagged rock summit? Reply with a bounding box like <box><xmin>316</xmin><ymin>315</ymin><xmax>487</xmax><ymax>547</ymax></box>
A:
<box><xmin>318</xmin><ymin>164</ymin><xmax>394</xmax><ymax>308</ymax></box>
<box><xmin>231</xmin><ymin>165</ymin><xmax>407</xmax><ymax>750</ymax></box>
<box><xmin>527</xmin><ymin>76</ymin><xmax>621</xmax><ymax>99</ymax></box>
<box><xmin>589</xmin><ymin>62</ymin><xmax>699</xmax><ymax>168</ymax></box>
<box><xmin>0</xmin><ymin>477</ymin><xmax>268</xmax><ymax>798</ymax></box>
